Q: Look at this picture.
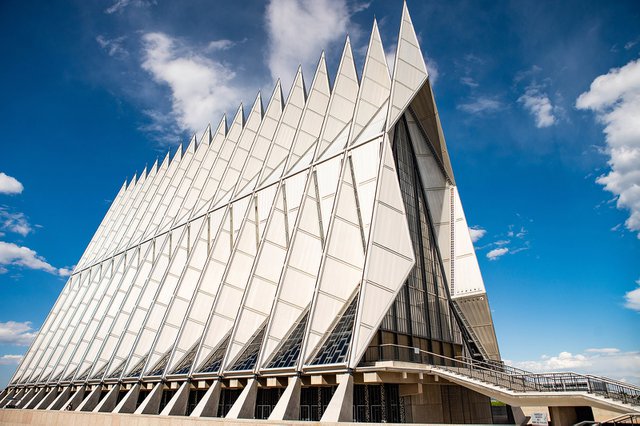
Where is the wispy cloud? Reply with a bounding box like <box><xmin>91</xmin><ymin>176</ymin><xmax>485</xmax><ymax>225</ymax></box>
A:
<box><xmin>460</xmin><ymin>76</ymin><xmax>479</xmax><ymax>88</ymax></box>
<box><xmin>624</xmin><ymin>37</ymin><xmax>640</xmax><ymax>51</ymax></box>
<box><xmin>140</xmin><ymin>32</ymin><xmax>243</xmax><ymax>142</ymax></box>
<box><xmin>469</xmin><ymin>226</ymin><xmax>486</xmax><ymax>243</ymax></box>
<box><xmin>624</xmin><ymin>279</ymin><xmax>640</xmax><ymax>312</ymax></box>
<box><xmin>487</xmin><ymin>247</ymin><xmax>508</xmax><ymax>260</ymax></box>
<box><xmin>206</xmin><ymin>39</ymin><xmax>241</xmax><ymax>52</ymax></box>
<box><xmin>0</xmin><ymin>354</ymin><xmax>23</xmax><ymax>365</ymax></box>
<box><xmin>0</xmin><ymin>172</ymin><xmax>23</xmax><ymax>195</ymax></box>
<box><xmin>0</xmin><ymin>206</ymin><xmax>33</xmax><ymax>237</ymax></box>
<box><xmin>0</xmin><ymin>321</ymin><xmax>37</xmax><ymax>346</ymax></box>
<box><xmin>576</xmin><ymin>59</ymin><xmax>640</xmax><ymax>239</ymax></box>
<box><xmin>265</xmin><ymin>0</ymin><xmax>363</xmax><ymax>87</ymax></box>
<box><xmin>507</xmin><ymin>349</ymin><xmax>640</xmax><ymax>385</ymax></box>
<box><xmin>0</xmin><ymin>241</ymin><xmax>71</xmax><ymax>277</ymax></box>
<box><xmin>457</xmin><ymin>96</ymin><xmax>503</xmax><ymax>115</ymax></box>
<box><xmin>96</xmin><ymin>35</ymin><xmax>129</xmax><ymax>59</ymax></box>
<box><xmin>519</xmin><ymin>85</ymin><xmax>557</xmax><ymax>128</ymax></box>
<box><xmin>104</xmin><ymin>0</ymin><xmax>155</xmax><ymax>14</ymax></box>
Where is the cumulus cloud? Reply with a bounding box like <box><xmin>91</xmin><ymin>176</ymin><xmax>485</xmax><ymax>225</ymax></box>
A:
<box><xmin>96</xmin><ymin>35</ymin><xmax>128</xmax><ymax>59</ymax></box>
<box><xmin>457</xmin><ymin>96</ymin><xmax>503</xmax><ymax>114</ymax></box>
<box><xmin>519</xmin><ymin>86</ymin><xmax>557</xmax><ymax>128</ymax></box>
<box><xmin>0</xmin><ymin>321</ymin><xmax>37</xmax><ymax>346</ymax></box>
<box><xmin>0</xmin><ymin>354</ymin><xmax>23</xmax><ymax>365</ymax></box>
<box><xmin>469</xmin><ymin>226</ymin><xmax>487</xmax><ymax>243</ymax></box>
<box><xmin>486</xmin><ymin>247</ymin><xmax>508</xmax><ymax>260</ymax></box>
<box><xmin>0</xmin><ymin>207</ymin><xmax>33</xmax><ymax>236</ymax></box>
<box><xmin>141</xmin><ymin>32</ymin><xmax>242</xmax><ymax>138</ymax></box>
<box><xmin>576</xmin><ymin>59</ymin><xmax>640</xmax><ymax>239</ymax></box>
<box><xmin>0</xmin><ymin>173</ymin><xmax>23</xmax><ymax>195</ymax></box>
<box><xmin>266</xmin><ymin>0</ymin><xmax>356</xmax><ymax>87</ymax></box>
<box><xmin>624</xmin><ymin>279</ymin><xmax>640</xmax><ymax>312</ymax></box>
<box><xmin>0</xmin><ymin>241</ymin><xmax>70</xmax><ymax>277</ymax></box>
<box><xmin>508</xmin><ymin>349</ymin><xmax>640</xmax><ymax>385</ymax></box>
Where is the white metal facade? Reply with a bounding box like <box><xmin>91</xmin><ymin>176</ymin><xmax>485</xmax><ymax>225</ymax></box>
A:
<box><xmin>8</xmin><ymin>2</ymin><xmax>499</xmax><ymax>390</ymax></box>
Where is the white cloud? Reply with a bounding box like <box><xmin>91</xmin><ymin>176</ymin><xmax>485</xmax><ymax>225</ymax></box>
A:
<box><xmin>104</xmin><ymin>0</ymin><xmax>154</xmax><ymax>14</ymax></box>
<box><xmin>508</xmin><ymin>349</ymin><xmax>640</xmax><ymax>385</ymax></box>
<box><xmin>0</xmin><ymin>207</ymin><xmax>32</xmax><ymax>236</ymax></box>
<box><xmin>519</xmin><ymin>86</ymin><xmax>557</xmax><ymax>128</ymax></box>
<box><xmin>265</xmin><ymin>0</ymin><xmax>355</xmax><ymax>87</ymax></box>
<box><xmin>586</xmin><ymin>348</ymin><xmax>620</xmax><ymax>354</ymax></box>
<box><xmin>0</xmin><ymin>241</ymin><xmax>70</xmax><ymax>277</ymax></box>
<box><xmin>469</xmin><ymin>226</ymin><xmax>486</xmax><ymax>243</ymax></box>
<box><xmin>460</xmin><ymin>76</ymin><xmax>479</xmax><ymax>88</ymax></box>
<box><xmin>105</xmin><ymin>0</ymin><xmax>131</xmax><ymax>14</ymax></box>
<box><xmin>0</xmin><ymin>173</ymin><xmax>23</xmax><ymax>195</ymax></box>
<box><xmin>486</xmin><ymin>247</ymin><xmax>509</xmax><ymax>260</ymax></box>
<box><xmin>141</xmin><ymin>32</ymin><xmax>242</xmax><ymax>138</ymax></box>
<box><xmin>458</xmin><ymin>96</ymin><xmax>503</xmax><ymax>114</ymax></box>
<box><xmin>624</xmin><ymin>279</ymin><xmax>640</xmax><ymax>312</ymax></box>
<box><xmin>576</xmin><ymin>59</ymin><xmax>640</xmax><ymax>239</ymax></box>
<box><xmin>206</xmin><ymin>39</ymin><xmax>237</xmax><ymax>52</ymax></box>
<box><xmin>0</xmin><ymin>321</ymin><xmax>36</xmax><ymax>346</ymax></box>
<box><xmin>426</xmin><ymin>57</ymin><xmax>439</xmax><ymax>85</ymax></box>
<box><xmin>96</xmin><ymin>35</ymin><xmax>128</xmax><ymax>59</ymax></box>
<box><xmin>0</xmin><ymin>354</ymin><xmax>23</xmax><ymax>365</ymax></box>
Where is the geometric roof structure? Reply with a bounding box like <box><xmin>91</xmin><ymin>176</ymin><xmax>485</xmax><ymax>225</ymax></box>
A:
<box><xmin>7</xmin><ymin>0</ymin><xmax>499</xmax><ymax>398</ymax></box>
<box><xmin>4</xmin><ymin>5</ymin><xmax>640</xmax><ymax>424</ymax></box>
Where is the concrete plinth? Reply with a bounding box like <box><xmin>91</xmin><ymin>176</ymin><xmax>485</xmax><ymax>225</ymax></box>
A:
<box><xmin>76</xmin><ymin>386</ymin><xmax>102</xmax><ymax>412</ymax></box>
<box><xmin>134</xmin><ymin>382</ymin><xmax>163</xmax><ymax>415</ymax></box>
<box><xmin>160</xmin><ymin>381</ymin><xmax>190</xmax><ymax>416</ymax></box>
<box><xmin>190</xmin><ymin>380</ymin><xmax>221</xmax><ymax>418</ymax></box>
<box><xmin>114</xmin><ymin>383</ymin><xmax>140</xmax><ymax>413</ymax></box>
<box><xmin>61</xmin><ymin>386</ymin><xmax>86</xmax><ymax>411</ymax></box>
<box><xmin>268</xmin><ymin>376</ymin><xmax>301</xmax><ymax>421</ymax></box>
<box><xmin>93</xmin><ymin>384</ymin><xmax>120</xmax><ymax>413</ymax></box>
<box><xmin>226</xmin><ymin>378</ymin><xmax>258</xmax><ymax>419</ymax></box>
<box><xmin>321</xmin><ymin>374</ymin><xmax>353</xmax><ymax>422</ymax></box>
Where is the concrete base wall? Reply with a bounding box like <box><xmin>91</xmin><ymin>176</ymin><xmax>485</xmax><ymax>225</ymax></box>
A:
<box><xmin>0</xmin><ymin>409</ymin><xmax>420</xmax><ymax>425</ymax></box>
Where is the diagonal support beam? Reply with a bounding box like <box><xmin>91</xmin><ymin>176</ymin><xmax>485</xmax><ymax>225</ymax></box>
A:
<box><xmin>113</xmin><ymin>383</ymin><xmax>140</xmax><ymax>413</ymax></box>
<box><xmin>93</xmin><ymin>384</ymin><xmax>120</xmax><ymax>412</ymax></box>
<box><xmin>268</xmin><ymin>376</ymin><xmax>301</xmax><ymax>420</ymax></box>
<box><xmin>190</xmin><ymin>380</ymin><xmax>221</xmax><ymax>418</ymax></box>
<box><xmin>76</xmin><ymin>386</ymin><xmax>102</xmax><ymax>412</ymax></box>
<box><xmin>60</xmin><ymin>385</ymin><xmax>86</xmax><ymax>411</ymax></box>
<box><xmin>160</xmin><ymin>381</ymin><xmax>190</xmax><ymax>416</ymax></box>
<box><xmin>321</xmin><ymin>374</ymin><xmax>354</xmax><ymax>422</ymax></box>
<box><xmin>225</xmin><ymin>379</ymin><xmax>258</xmax><ymax>419</ymax></box>
<box><xmin>134</xmin><ymin>382</ymin><xmax>163</xmax><ymax>415</ymax></box>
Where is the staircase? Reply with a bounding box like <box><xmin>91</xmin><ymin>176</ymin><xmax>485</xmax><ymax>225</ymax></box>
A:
<box><xmin>361</xmin><ymin>344</ymin><xmax>640</xmax><ymax>414</ymax></box>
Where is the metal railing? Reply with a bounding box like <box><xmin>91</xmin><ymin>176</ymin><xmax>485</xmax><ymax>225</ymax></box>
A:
<box><xmin>603</xmin><ymin>413</ymin><xmax>640</xmax><ymax>424</ymax></box>
<box><xmin>361</xmin><ymin>344</ymin><xmax>640</xmax><ymax>407</ymax></box>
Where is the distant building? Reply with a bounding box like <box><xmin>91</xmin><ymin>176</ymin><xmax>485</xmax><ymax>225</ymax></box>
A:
<box><xmin>1</xmin><ymin>3</ymin><xmax>637</xmax><ymax>424</ymax></box>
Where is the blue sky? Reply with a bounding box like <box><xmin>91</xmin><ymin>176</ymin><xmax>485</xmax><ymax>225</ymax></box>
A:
<box><xmin>0</xmin><ymin>0</ymin><xmax>639</xmax><ymax>388</ymax></box>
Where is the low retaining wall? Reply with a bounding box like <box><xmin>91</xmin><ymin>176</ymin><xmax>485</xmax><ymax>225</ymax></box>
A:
<box><xmin>0</xmin><ymin>409</ymin><xmax>417</xmax><ymax>426</ymax></box>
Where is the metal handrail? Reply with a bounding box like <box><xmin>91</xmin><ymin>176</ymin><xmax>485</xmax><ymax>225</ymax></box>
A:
<box><xmin>456</xmin><ymin>355</ymin><xmax>640</xmax><ymax>393</ymax></box>
<box><xmin>361</xmin><ymin>344</ymin><xmax>640</xmax><ymax>407</ymax></box>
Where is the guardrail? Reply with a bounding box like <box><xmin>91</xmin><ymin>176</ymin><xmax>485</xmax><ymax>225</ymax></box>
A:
<box><xmin>361</xmin><ymin>344</ymin><xmax>640</xmax><ymax>407</ymax></box>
